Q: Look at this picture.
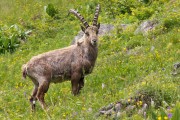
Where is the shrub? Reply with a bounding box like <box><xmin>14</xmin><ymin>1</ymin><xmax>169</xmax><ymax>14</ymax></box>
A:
<box><xmin>131</xmin><ymin>7</ymin><xmax>154</xmax><ymax>20</ymax></box>
<box><xmin>0</xmin><ymin>24</ymin><xmax>28</xmax><ymax>54</ymax></box>
<box><xmin>45</xmin><ymin>3</ymin><xmax>58</xmax><ymax>18</ymax></box>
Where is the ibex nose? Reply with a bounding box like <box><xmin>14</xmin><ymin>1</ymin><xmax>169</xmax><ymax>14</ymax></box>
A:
<box><xmin>92</xmin><ymin>39</ymin><xmax>97</xmax><ymax>43</ymax></box>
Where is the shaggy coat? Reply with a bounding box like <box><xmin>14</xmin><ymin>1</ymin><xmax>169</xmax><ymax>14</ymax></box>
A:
<box><xmin>22</xmin><ymin>4</ymin><xmax>100</xmax><ymax>110</ymax></box>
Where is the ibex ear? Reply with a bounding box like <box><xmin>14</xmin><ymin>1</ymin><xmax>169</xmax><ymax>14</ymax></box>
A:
<box><xmin>97</xmin><ymin>23</ymin><xmax>100</xmax><ymax>29</ymax></box>
<box><xmin>81</xmin><ymin>26</ymin><xmax>86</xmax><ymax>33</ymax></box>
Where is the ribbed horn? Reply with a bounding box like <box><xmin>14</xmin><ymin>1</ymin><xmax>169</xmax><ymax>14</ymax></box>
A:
<box><xmin>93</xmin><ymin>4</ymin><xmax>100</xmax><ymax>26</ymax></box>
<box><xmin>69</xmin><ymin>9</ymin><xmax>89</xmax><ymax>28</ymax></box>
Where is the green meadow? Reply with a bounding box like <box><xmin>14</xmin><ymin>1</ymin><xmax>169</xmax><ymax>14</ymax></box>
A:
<box><xmin>0</xmin><ymin>0</ymin><xmax>179</xmax><ymax>119</ymax></box>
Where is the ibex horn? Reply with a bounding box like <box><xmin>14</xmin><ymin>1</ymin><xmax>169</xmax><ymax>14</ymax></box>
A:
<box><xmin>69</xmin><ymin>9</ymin><xmax>89</xmax><ymax>28</ymax></box>
<box><xmin>93</xmin><ymin>4</ymin><xmax>100</xmax><ymax>26</ymax></box>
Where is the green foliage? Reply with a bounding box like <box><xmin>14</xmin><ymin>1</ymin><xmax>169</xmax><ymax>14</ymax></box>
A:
<box><xmin>126</xmin><ymin>35</ymin><xmax>145</xmax><ymax>49</ymax></box>
<box><xmin>131</xmin><ymin>7</ymin><xmax>154</xmax><ymax>20</ymax></box>
<box><xmin>172</xmin><ymin>102</ymin><xmax>180</xmax><ymax>120</ymax></box>
<box><xmin>102</xmin><ymin>0</ymin><xmax>136</xmax><ymax>18</ymax></box>
<box><xmin>45</xmin><ymin>3</ymin><xmax>58</xmax><ymax>18</ymax></box>
<box><xmin>0</xmin><ymin>24</ymin><xmax>27</xmax><ymax>54</ymax></box>
<box><xmin>163</xmin><ymin>16</ymin><xmax>180</xmax><ymax>30</ymax></box>
<box><xmin>0</xmin><ymin>0</ymin><xmax>179</xmax><ymax>119</ymax></box>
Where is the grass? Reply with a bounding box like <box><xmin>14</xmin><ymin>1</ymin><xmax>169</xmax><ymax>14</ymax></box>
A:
<box><xmin>0</xmin><ymin>0</ymin><xmax>180</xmax><ymax>119</ymax></box>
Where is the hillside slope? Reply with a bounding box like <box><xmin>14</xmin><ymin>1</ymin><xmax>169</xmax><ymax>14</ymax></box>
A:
<box><xmin>0</xmin><ymin>0</ymin><xmax>179</xmax><ymax>119</ymax></box>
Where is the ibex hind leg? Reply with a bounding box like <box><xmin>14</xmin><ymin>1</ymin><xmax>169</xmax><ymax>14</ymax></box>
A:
<box><xmin>36</xmin><ymin>80</ymin><xmax>50</xmax><ymax>110</ymax></box>
<box><xmin>29</xmin><ymin>79</ymin><xmax>39</xmax><ymax>111</ymax></box>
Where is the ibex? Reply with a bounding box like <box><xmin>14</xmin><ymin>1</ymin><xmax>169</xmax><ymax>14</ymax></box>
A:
<box><xmin>22</xmin><ymin>4</ymin><xmax>100</xmax><ymax>110</ymax></box>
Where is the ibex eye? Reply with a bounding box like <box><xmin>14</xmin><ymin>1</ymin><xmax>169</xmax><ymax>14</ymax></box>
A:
<box><xmin>85</xmin><ymin>32</ymin><xmax>89</xmax><ymax>36</ymax></box>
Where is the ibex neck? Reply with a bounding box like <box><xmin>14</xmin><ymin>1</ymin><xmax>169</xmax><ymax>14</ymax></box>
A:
<box><xmin>82</xmin><ymin>44</ymin><xmax>98</xmax><ymax>63</ymax></box>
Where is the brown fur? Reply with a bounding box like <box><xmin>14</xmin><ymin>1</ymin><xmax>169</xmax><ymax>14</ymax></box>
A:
<box><xmin>22</xmin><ymin>25</ymin><xmax>100</xmax><ymax>110</ymax></box>
<box><xmin>22</xmin><ymin>4</ymin><xmax>100</xmax><ymax>111</ymax></box>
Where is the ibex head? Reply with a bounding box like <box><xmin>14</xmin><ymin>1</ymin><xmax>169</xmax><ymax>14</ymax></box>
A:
<box><xmin>69</xmin><ymin>4</ymin><xmax>100</xmax><ymax>46</ymax></box>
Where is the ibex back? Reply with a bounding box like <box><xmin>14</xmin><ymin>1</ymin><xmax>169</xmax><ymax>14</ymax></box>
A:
<box><xmin>22</xmin><ymin>4</ymin><xmax>100</xmax><ymax>111</ymax></box>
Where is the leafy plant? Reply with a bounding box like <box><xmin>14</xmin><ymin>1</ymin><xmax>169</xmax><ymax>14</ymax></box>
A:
<box><xmin>45</xmin><ymin>3</ymin><xmax>58</xmax><ymax>18</ymax></box>
<box><xmin>0</xmin><ymin>24</ymin><xmax>28</xmax><ymax>54</ymax></box>
<box><xmin>131</xmin><ymin>7</ymin><xmax>154</xmax><ymax>20</ymax></box>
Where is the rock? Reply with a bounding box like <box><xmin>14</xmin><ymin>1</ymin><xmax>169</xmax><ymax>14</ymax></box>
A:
<box><xmin>125</xmin><ymin>105</ymin><xmax>136</xmax><ymax>112</ymax></box>
<box><xmin>126</xmin><ymin>46</ymin><xmax>143</xmax><ymax>56</ymax></box>
<box><xmin>138</xmin><ymin>103</ymin><xmax>148</xmax><ymax>115</ymax></box>
<box><xmin>171</xmin><ymin>62</ymin><xmax>180</xmax><ymax>75</ymax></box>
<box><xmin>104</xmin><ymin>109</ymin><xmax>114</xmax><ymax>116</ymax></box>
<box><xmin>116</xmin><ymin>111</ymin><xmax>121</xmax><ymax>118</ymax></box>
<box><xmin>135</xmin><ymin>20</ymin><xmax>158</xmax><ymax>36</ymax></box>
<box><xmin>87</xmin><ymin>107</ymin><xmax>92</xmax><ymax>112</ymax></box>
<box><xmin>98</xmin><ymin>24</ymin><xmax>114</xmax><ymax>36</ymax></box>
<box><xmin>71</xmin><ymin>24</ymin><xmax>114</xmax><ymax>44</ymax></box>
<box><xmin>114</xmin><ymin>111</ymin><xmax>126</xmax><ymax>119</ymax></box>
<box><xmin>114</xmin><ymin>103</ymin><xmax>122</xmax><ymax>112</ymax></box>
<box><xmin>99</xmin><ymin>110</ymin><xmax>107</xmax><ymax>114</ymax></box>
<box><xmin>102</xmin><ymin>83</ymin><xmax>105</xmax><ymax>89</ymax></box>
<box><xmin>106</xmin><ymin>103</ymin><xmax>114</xmax><ymax>110</ymax></box>
<box><xmin>150</xmin><ymin>46</ymin><xmax>155</xmax><ymax>52</ymax></box>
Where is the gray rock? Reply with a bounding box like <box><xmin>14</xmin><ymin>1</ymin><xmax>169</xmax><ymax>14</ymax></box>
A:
<box><xmin>172</xmin><ymin>62</ymin><xmax>180</xmax><ymax>75</ymax></box>
<box><xmin>104</xmin><ymin>108</ymin><xmax>114</xmax><ymax>116</ymax></box>
<box><xmin>135</xmin><ymin>20</ymin><xmax>158</xmax><ymax>35</ymax></box>
<box><xmin>138</xmin><ymin>103</ymin><xmax>148</xmax><ymax>115</ymax></box>
<box><xmin>150</xmin><ymin>46</ymin><xmax>155</xmax><ymax>52</ymax></box>
<box><xmin>71</xmin><ymin>24</ymin><xmax>114</xmax><ymax>44</ymax></box>
<box><xmin>125</xmin><ymin>105</ymin><xmax>136</xmax><ymax>112</ymax></box>
<box><xmin>126</xmin><ymin>46</ymin><xmax>143</xmax><ymax>56</ymax></box>
<box><xmin>114</xmin><ymin>103</ymin><xmax>122</xmax><ymax>112</ymax></box>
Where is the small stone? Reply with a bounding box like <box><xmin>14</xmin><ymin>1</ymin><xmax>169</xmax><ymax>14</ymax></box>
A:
<box><xmin>150</xmin><ymin>46</ymin><xmax>155</xmax><ymax>51</ymax></box>
<box><xmin>106</xmin><ymin>103</ymin><xmax>114</xmax><ymax>110</ymax></box>
<box><xmin>102</xmin><ymin>83</ymin><xmax>105</xmax><ymax>89</ymax></box>
<box><xmin>117</xmin><ymin>111</ymin><xmax>121</xmax><ymax>118</ymax></box>
<box><xmin>172</xmin><ymin>62</ymin><xmax>180</xmax><ymax>75</ymax></box>
<box><xmin>87</xmin><ymin>107</ymin><xmax>92</xmax><ymax>112</ymax></box>
<box><xmin>99</xmin><ymin>106</ymin><xmax>106</xmax><ymax>111</ymax></box>
<box><xmin>125</xmin><ymin>105</ymin><xmax>135</xmax><ymax>111</ymax></box>
<box><xmin>99</xmin><ymin>110</ymin><xmax>106</xmax><ymax>114</ymax></box>
<box><xmin>114</xmin><ymin>103</ymin><xmax>121</xmax><ymax>112</ymax></box>
<box><xmin>138</xmin><ymin>104</ymin><xmax>147</xmax><ymax>115</ymax></box>
<box><xmin>104</xmin><ymin>108</ymin><xmax>114</xmax><ymax>116</ymax></box>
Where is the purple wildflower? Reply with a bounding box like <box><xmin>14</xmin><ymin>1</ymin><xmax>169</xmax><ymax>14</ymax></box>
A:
<box><xmin>168</xmin><ymin>113</ymin><xmax>172</xmax><ymax>119</ymax></box>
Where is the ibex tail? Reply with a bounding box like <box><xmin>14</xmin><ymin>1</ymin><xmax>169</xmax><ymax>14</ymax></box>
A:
<box><xmin>22</xmin><ymin>64</ymin><xmax>27</xmax><ymax>80</ymax></box>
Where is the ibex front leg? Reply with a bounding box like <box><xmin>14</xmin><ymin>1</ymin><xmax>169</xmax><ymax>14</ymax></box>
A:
<box><xmin>71</xmin><ymin>72</ymin><xmax>81</xmax><ymax>95</ymax></box>
<box><xmin>78</xmin><ymin>76</ymin><xmax>84</xmax><ymax>93</ymax></box>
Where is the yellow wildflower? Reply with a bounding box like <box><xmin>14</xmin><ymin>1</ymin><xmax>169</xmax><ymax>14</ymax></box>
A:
<box><xmin>157</xmin><ymin>116</ymin><xmax>161</xmax><ymax>120</ymax></box>
<box><xmin>141</xmin><ymin>81</ymin><xmax>146</xmax><ymax>86</ymax></box>
<box><xmin>164</xmin><ymin>116</ymin><xmax>168</xmax><ymax>120</ymax></box>
<box><xmin>139</xmin><ymin>101</ymin><xmax>143</xmax><ymax>106</ymax></box>
<box><xmin>63</xmin><ymin>113</ymin><xmax>66</xmax><ymax>117</ymax></box>
<box><xmin>82</xmin><ymin>107</ymin><xmax>86</xmax><ymax>111</ymax></box>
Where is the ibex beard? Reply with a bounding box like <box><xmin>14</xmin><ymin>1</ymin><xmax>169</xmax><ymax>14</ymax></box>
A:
<box><xmin>22</xmin><ymin>4</ymin><xmax>100</xmax><ymax>111</ymax></box>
